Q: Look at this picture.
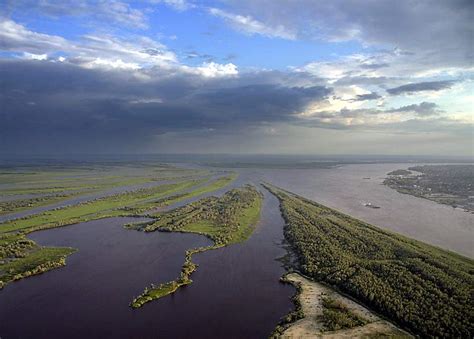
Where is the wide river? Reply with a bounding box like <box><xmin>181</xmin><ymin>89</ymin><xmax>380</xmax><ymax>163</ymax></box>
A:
<box><xmin>0</xmin><ymin>163</ymin><xmax>472</xmax><ymax>338</ymax></box>
<box><xmin>255</xmin><ymin>163</ymin><xmax>473</xmax><ymax>258</ymax></box>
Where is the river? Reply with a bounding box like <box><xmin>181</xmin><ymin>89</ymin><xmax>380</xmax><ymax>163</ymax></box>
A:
<box><xmin>0</xmin><ymin>162</ymin><xmax>472</xmax><ymax>338</ymax></box>
<box><xmin>0</xmin><ymin>188</ymin><xmax>294</xmax><ymax>338</ymax></box>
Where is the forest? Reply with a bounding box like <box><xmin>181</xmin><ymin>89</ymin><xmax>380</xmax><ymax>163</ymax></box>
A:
<box><xmin>265</xmin><ymin>184</ymin><xmax>474</xmax><ymax>338</ymax></box>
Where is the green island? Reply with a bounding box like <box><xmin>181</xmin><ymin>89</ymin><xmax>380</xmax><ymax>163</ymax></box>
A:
<box><xmin>0</xmin><ymin>171</ymin><xmax>238</xmax><ymax>289</ymax></box>
<box><xmin>387</xmin><ymin>169</ymin><xmax>412</xmax><ymax>176</ymax></box>
<box><xmin>0</xmin><ymin>233</ymin><xmax>75</xmax><ymax>289</ymax></box>
<box><xmin>129</xmin><ymin>185</ymin><xmax>262</xmax><ymax>308</ymax></box>
<box><xmin>265</xmin><ymin>184</ymin><xmax>474</xmax><ymax>338</ymax></box>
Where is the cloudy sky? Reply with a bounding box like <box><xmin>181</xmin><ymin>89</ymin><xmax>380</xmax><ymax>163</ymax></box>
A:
<box><xmin>0</xmin><ymin>0</ymin><xmax>472</xmax><ymax>156</ymax></box>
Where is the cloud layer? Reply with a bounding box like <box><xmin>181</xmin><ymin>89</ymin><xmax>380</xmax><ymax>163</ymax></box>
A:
<box><xmin>0</xmin><ymin>1</ymin><xmax>472</xmax><ymax>155</ymax></box>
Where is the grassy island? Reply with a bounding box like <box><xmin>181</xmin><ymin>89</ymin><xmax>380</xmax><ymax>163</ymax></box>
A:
<box><xmin>130</xmin><ymin>185</ymin><xmax>262</xmax><ymax>308</ymax></box>
<box><xmin>0</xmin><ymin>169</ymin><xmax>238</xmax><ymax>290</ymax></box>
<box><xmin>265</xmin><ymin>184</ymin><xmax>474</xmax><ymax>338</ymax></box>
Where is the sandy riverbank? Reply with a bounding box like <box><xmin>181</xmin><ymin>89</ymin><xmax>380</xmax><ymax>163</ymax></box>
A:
<box><xmin>280</xmin><ymin>273</ymin><xmax>412</xmax><ymax>338</ymax></box>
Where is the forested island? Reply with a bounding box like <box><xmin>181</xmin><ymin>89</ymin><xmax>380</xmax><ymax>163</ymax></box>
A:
<box><xmin>265</xmin><ymin>184</ymin><xmax>474</xmax><ymax>338</ymax></box>
<box><xmin>384</xmin><ymin>164</ymin><xmax>474</xmax><ymax>212</ymax></box>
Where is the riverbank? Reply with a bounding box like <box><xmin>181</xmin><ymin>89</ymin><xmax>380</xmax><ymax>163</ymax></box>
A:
<box><xmin>266</xmin><ymin>183</ymin><xmax>474</xmax><ymax>337</ymax></box>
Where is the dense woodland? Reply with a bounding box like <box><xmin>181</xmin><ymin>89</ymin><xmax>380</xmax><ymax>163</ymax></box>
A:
<box><xmin>266</xmin><ymin>184</ymin><xmax>474</xmax><ymax>338</ymax></box>
<box><xmin>320</xmin><ymin>296</ymin><xmax>368</xmax><ymax>331</ymax></box>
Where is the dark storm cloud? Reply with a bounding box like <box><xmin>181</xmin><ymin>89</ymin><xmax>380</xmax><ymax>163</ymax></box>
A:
<box><xmin>388</xmin><ymin>102</ymin><xmax>443</xmax><ymax>116</ymax></box>
<box><xmin>0</xmin><ymin>59</ymin><xmax>331</xmax><ymax>152</ymax></box>
<box><xmin>334</xmin><ymin>76</ymin><xmax>392</xmax><ymax>87</ymax></box>
<box><xmin>387</xmin><ymin>80</ymin><xmax>457</xmax><ymax>95</ymax></box>
<box><xmin>360</xmin><ymin>63</ymin><xmax>389</xmax><ymax>70</ymax></box>
<box><xmin>351</xmin><ymin>92</ymin><xmax>382</xmax><ymax>101</ymax></box>
<box><xmin>224</xmin><ymin>1</ymin><xmax>473</xmax><ymax>67</ymax></box>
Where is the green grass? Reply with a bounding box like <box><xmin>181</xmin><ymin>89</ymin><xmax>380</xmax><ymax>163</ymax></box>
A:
<box><xmin>179</xmin><ymin>220</ymin><xmax>222</xmax><ymax>237</ymax></box>
<box><xmin>0</xmin><ymin>246</ymin><xmax>75</xmax><ymax>287</ymax></box>
<box><xmin>0</xmin><ymin>179</ymin><xmax>205</xmax><ymax>234</ymax></box>
<box><xmin>178</xmin><ymin>174</ymin><xmax>237</xmax><ymax>200</ymax></box>
<box><xmin>229</xmin><ymin>195</ymin><xmax>262</xmax><ymax>243</ymax></box>
<box><xmin>177</xmin><ymin>197</ymin><xmax>261</xmax><ymax>244</ymax></box>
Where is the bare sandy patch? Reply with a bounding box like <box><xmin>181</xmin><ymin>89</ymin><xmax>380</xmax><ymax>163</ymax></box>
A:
<box><xmin>280</xmin><ymin>273</ymin><xmax>412</xmax><ymax>338</ymax></box>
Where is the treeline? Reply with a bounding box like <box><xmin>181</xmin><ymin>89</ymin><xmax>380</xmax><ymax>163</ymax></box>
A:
<box><xmin>265</xmin><ymin>184</ymin><xmax>474</xmax><ymax>338</ymax></box>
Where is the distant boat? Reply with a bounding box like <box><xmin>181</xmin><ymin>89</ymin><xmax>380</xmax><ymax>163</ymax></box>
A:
<box><xmin>363</xmin><ymin>177</ymin><xmax>371</xmax><ymax>180</ymax></box>
<box><xmin>364</xmin><ymin>202</ymin><xmax>381</xmax><ymax>209</ymax></box>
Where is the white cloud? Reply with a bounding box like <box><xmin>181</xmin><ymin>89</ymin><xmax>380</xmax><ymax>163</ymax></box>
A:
<box><xmin>0</xmin><ymin>19</ymin><xmax>70</xmax><ymax>54</ymax></box>
<box><xmin>0</xmin><ymin>18</ymin><xmax>178</xmax><ymax>70</ymax></box>
<box><xmin>22</xmin><ymin>52</ymin><xmax>48</xmax><ymax>61</ymax></box>
<box><xmin>80</xmin><ymin>57</ymin><xmax>141</xmax><ymax>70</ymax></box>
<box><xmin>129</xmin><ymin>98</ymin><xmax>163</xmax><ymax>104</ymax></box>
<box><xmin>208</xmin><ymin>8</ymin><xmax>296</xmax><ymax>40</ymax></box>
<box><xmin>150</xmin><ymin>0</ymin><xmax>194</xmax><ymax>11</ymax></box>
<box><xmin>97</xmin><ymin>0</ymin><xmax>148</xmax><ymax>29</ymax></box>
<box><xmin>0</xmin><ymin>18</ymin><xmax>242</xmax><ymax>79</ymax></box>
<box><xmin>188</xmin><ymin>62</ymin><xmax>239</xmax><ymax>78</ymax></box>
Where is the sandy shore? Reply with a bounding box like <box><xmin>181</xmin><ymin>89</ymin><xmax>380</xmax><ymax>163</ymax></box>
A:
<box><xmin>280</xmin><ymin>273</ymin><xmax>412</xmax><ymax>338</ymax></box>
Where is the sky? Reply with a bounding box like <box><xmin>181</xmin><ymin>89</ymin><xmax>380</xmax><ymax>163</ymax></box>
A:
<box><xmin>0</xmin><ymin>0</ymin><xmax>473</xmax><ymax>156</ymax></box>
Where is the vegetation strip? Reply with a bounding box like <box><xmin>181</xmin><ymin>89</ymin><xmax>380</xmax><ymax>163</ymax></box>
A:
<box><xmin>0</xmin><ymin>178</ymin><xmax>209</xmax><ymax>289</ymax></box>
<box><xmin>130</xmin><ymin>185</ymin><xmax>262</xmax><ymax>308</ymax></box>
<box><xmin>265</xmin><ymin>183</ymin><xmax>474</xmax><ymax>338</ymax></box>
<box><xmin>144</xmin><ymin>173</ymin><xmax>238</xmax><ymax>214</ymax></box>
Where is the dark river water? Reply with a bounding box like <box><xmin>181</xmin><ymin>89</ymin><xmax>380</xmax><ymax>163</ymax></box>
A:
<box><xmin>0</xmin><ymin>189</ymin><xmax>294</xmax><ymax>338</ymax></box>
